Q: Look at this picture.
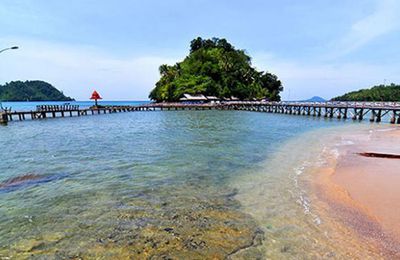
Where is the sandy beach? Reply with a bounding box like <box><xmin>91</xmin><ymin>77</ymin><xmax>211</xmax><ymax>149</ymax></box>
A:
<box><xmin>313</xmin><ymin>126</ymin><xmax>400</xmax><ymax>257</ymax></box>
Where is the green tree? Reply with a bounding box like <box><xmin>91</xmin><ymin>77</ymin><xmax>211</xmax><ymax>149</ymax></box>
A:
<box><xmin>332</xmin><ymin>84</ymin><xmax>400</xmax><ymax>101</ymax></box>
<box><xmin>149</xmin><ymin>37</ymin><xmax>283</xmax><ymax>102</ymax></box>
<box><xmin>0</xmin><ymin>80</ymin><xmax>74</xmax><ymax>101</ymax></box>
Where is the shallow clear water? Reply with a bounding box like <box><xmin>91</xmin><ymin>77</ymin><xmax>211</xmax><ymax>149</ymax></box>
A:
<box><xmin>0</xmin><ymin>108</ymin><xmax>364</xmax><ymax>258</ymax></box>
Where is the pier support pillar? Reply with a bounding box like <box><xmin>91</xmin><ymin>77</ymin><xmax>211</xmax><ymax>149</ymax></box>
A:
<box><xmin>370</xmin><ymin>110</ymin><xmax>375</xmax><ymax>122</ymax></box>
<box><xmin>352</xmin><ymin>109</ymin><xmax>357</xmax><ymax>120</ymax></box>
<box><xmin>358</xmin><ymin>109</ymin><xmax>364</xmax><ymax>121</ymax></box>
<box><xmin>376</xmin><ymin>110</ymin><xmax>382</xmax><ymax>123</ymax></box>
<box><xmin>390</xmin><ymin>111</ymin><xmax>397</xmax><ymax>124</ymax></box>
<box><xmin>0</xmin><ymin>112</ymin><xmax>8</xmax><ymax>125</ymax></box>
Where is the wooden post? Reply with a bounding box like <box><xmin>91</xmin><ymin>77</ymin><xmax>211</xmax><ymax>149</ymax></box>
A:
<box><xmin>0</xmin><ymin>112</ymin><xmax>8</xmax><ymax>124</ymax></box>
<box><xmin>352</xmin><ymin>108</ymin><xmax>357</xmax><ymax>120</ymax></box>
<box><xmin>376</xmin><ymin>110</ymin><xmax>382</xmax><ymax>123</ymax></box>
<box><xmin>370</xmin><ymin>110</ymin><xmax>375</xmax><ymax>122</ymax></box>
<box><xmin>390</xmin><ymin>111</ymin><xmax>396</xmax><ymax>124</ymax></box>
<box><xmin>358</xmin><ymin>109</ymin><xmax>364</xmax><ymax>121</ymax></box>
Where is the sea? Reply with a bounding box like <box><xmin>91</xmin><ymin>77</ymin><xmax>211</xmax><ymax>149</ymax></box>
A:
<box><xmin>0</xmin><ymin>101</ymin><xmax>377</xmax><ymax>258</ymax></box>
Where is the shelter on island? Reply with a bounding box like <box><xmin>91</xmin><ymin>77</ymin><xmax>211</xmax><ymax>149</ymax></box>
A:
<box><xmin>179</xmin><ymin>94</ymin><xmax>212</xmax><ymax>103</ymax></box>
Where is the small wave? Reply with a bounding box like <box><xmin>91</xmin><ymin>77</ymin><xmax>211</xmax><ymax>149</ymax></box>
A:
<box><xmin>290</xmin><ymin>160</ymin><xmax>323</xmax><ymax>226</ymax></box>
<box><xmin>336</xmin><ymin>140</ymin><xmax>354</xmax><ymax>146</ymax></box>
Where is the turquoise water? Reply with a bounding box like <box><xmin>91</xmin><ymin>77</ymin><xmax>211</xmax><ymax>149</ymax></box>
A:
<box><xmin>0</xmin><ymin>107</ymin><xmax>361</xmax><ymax>258</ymax></box>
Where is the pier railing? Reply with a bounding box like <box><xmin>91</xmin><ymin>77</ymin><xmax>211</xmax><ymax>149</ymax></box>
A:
<box><xmin>1</xmin><ymin>101</ymin><xmax>400</xmax><ymax>124</ymax></box>
<box><xmin>36</xmin><ymin>104</ymin><xmax>80</xmax><ymax>112</ymax></box>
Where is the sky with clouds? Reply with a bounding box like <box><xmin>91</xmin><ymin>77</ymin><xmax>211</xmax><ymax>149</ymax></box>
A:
<box><xmin>0</xmin><ymin>0</ymin><xmax>399</xmax><ymax>100</ymax></box>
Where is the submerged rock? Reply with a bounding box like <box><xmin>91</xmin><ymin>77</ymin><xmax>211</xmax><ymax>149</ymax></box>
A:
<box><xmin>0</xmin><ymin>174</ymin><xmax>43</xmax><ymax>189</ymax></box>
<box><xmin>5</xmin><ymin>186</ymin><xmax>265</xmax><ymax>258</ymax></box>
<box><xmin>0</xmin><ymin>173</ymin><xmax>68</xmax><ymax>192</ymax></box>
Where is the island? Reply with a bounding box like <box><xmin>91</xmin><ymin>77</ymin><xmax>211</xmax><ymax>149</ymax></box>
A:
<box><xmin>303</xmin><ymin>96</ymin><xmax>326</xmax><ymax>102</ymax></box>
<box><xmin>149</xmin><ymin>37</ymin><xmax>283</xmax><ymax>102</ymax></box>
<box><xmin>332</xmin><ymin>83</ymin><xmax>400</xmax><ymax>102</ymax></box>
<box><xmin>0</xmin><ymin>80</ymin><xmax>74</xmax><ymax>101</ymax></box>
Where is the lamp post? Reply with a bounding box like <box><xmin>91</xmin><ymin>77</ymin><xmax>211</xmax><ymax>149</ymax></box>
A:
<box><xmin>0</xmin><ymin>46</ymin><xmax>19</xmax><ymax>54</ymax></box>
<box><xmin>0</xmin><ymin>46</ymin><xmax>19</xmax><ymax>112</ymax></box>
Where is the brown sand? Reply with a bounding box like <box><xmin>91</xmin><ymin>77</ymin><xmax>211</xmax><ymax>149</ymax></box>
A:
<box><xmin>333</xmin><ymin>128</ymin><xmax>400</xmax><ymax>239</ymax></box>
<box><xmin>313</xmin><ymin>126</ymin><xmax>400</xmax><ymax>257</ymax></box>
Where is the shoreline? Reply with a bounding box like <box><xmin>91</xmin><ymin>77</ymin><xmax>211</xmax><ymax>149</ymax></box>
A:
<box><xmin>311</xmin><ymin>126</ymin><xmax>400</xmax><ymax>257</ymax></box>
<box><xmin>231</xmin><ymin>125</ymin><xmax>392</xmax><ymax>258</ymax></box>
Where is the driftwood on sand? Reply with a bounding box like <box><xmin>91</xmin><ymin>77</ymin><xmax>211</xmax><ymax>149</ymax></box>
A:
<box><xmin>358</xmin><ymin>152</ymin><xmax>400</xmax><ymax>159</ymax></box>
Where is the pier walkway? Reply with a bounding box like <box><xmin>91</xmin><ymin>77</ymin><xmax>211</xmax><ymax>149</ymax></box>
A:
<box><xmin>1</xmin><ymin>101</ymin><xmax>400</xmax><ymax>124</ymax></box>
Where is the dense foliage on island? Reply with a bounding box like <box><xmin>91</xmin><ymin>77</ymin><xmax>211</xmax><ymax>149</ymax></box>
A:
<box><xmin>332</xmin><ymin>84</ymin><xmax>400</xmax><ymax>102</ymax></box>
<box><xmin>149</xmin><ymin>37</ymin><xmax>283</xmax><ymax>102</ymax></box>
<box><xmin>0</xmin><ymin>80</ymin><xmax>74</xmax><ymax>101</ymax></box>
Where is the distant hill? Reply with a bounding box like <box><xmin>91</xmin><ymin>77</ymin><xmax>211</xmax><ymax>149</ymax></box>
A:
<box><xmin>332</xmin><ymin>84</ymin><xmax>400</xmax><ymax>101</ymax></box>
<box><xmin>303</xmin><ymin>96</ymin><xmax>326</xmax><ymax>102</ymax></box>
<box><xmin>0</xmin><ymin>80</ymin><xmax>74</xmax><ymax>101</ymax></box>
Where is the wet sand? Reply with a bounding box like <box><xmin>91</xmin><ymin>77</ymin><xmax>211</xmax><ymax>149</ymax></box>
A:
<box><xmin>313</xmin><ymin>126</ymin><xmax>400</xmax><ymax>257</ymax></box>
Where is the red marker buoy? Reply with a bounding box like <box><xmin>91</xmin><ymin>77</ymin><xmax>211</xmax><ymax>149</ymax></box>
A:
<box><xmin>90</xmin><ymin>91</ymin><xmax>102</xmax><ymax>107</ymax></box>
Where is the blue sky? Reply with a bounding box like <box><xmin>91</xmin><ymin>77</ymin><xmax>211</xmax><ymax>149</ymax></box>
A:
<box><xmin>0</xmin><ymin>0</ymin><xmax>399</xmax><ymax>100</ymax></box>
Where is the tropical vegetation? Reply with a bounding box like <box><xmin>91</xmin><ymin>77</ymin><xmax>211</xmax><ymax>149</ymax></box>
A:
<box><xmin>149</xmin><ymin>37</ymin><xmax>283</xmax><ymax>102</ymax></box>
<box><xmin>332</xmin><ymin>84</ymin><xmax>400</xmax><ymax>101</ymax></box>
<box><xmin>0</xmin><ymin>80</ymin><xmax>74</xmax><ymax>101</ymax></box>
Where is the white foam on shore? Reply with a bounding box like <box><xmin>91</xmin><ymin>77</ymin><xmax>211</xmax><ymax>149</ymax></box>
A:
<box><xmin>229</xmin><ymin>123</ymin><xmax>379</xmax><ymax>258</ymax></box>
<box><xmin>229</xmin><ymin>126</ymin><xmax>351</xmax><ymax>257</ymax></box>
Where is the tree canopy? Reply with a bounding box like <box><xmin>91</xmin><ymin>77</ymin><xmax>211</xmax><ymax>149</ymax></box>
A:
<box><xmin>0</xmin><ymin>80</ymin><xmax>74</xmax><ymax>101</ymax></box>
<box><xmin>332</xmin><ymin>84</ymin><xmax>400</xmax><ymax>102</ymax></box>
<box><xmin>149</xmin><ymin>37</ymin><xmax>283</xmax><ymax>102</ymax></box>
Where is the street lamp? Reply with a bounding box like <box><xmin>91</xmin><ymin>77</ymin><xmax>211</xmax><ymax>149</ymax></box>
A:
<box><xmin>0</xmin><ymin>46</ymin><xmax>19</xmax><ymax>111</ymax></box>
<box><xmin>0</xmin><ymin>46</ymin><xmax>19</xmax><ymax>53</ymax></box>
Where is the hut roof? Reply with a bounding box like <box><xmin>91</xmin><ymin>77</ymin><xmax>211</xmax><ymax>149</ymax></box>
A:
<box><xmin>206</xmin><ymin>96</ymin><xmax>219</xmax><ymax>101</ymax></box>
<box><xmin>182</xmin><ymin>94</ymin><xmax>207</xmax><ymax>101</ymax></box>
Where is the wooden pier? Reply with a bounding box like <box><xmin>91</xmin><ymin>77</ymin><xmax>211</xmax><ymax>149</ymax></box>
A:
<box><xmin>1</xmin><ymin>101</ymin><xmax>400</xmax><ymax>125</ymax></box>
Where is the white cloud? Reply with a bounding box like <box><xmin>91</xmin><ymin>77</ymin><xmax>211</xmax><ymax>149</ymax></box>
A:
<box><xmin>331</xmin><ymin>0</ymin><xmax>400</xmax><ymax>57</ymax></box>
<box><xmin>0</xmin><ymin>38</ymin><xmax>180</xmax><ymax>100</ymax></box>
<box><xmin>250</xmin><ymin>0</ymin><xmax>400</xmax><ymax>100</ymax></box>
<box><xmin>254</xmin><ymin>52</ymin><xmax>399</xmax><ymax>100</ymax></box>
